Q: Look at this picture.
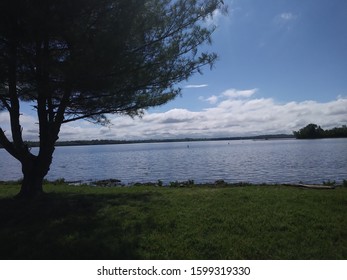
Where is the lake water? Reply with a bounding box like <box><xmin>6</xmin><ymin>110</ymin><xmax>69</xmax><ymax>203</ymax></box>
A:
<box><xmin>1</xmin><ymin>138</ymin><xmax>347</xmax><ymax>184</ymax></box>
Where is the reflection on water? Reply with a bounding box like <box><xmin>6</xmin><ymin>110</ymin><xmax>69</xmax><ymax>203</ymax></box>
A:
<box><xmin>1</xmin><ymin>138</ymin><xmax>347</xmax><ymax>184</ymax></box>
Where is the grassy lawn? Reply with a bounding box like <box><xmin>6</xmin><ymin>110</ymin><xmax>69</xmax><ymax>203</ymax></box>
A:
<box><xmin>0</xmin><ymin>183</ymin><xmax>346</xmax><ymax>260</ymax></box>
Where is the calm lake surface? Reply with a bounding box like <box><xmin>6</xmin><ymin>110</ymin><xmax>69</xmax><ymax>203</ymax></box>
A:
<box><xmin>1</xmin><ymin>138</ymin><xmax>347</xmax><ymax>184</ymax></box>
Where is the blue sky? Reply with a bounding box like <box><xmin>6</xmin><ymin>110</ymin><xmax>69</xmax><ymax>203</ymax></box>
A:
<box><xmin>164</xmin><ymin>0</ymin><xmax>347</xmax><ymax>109</ymax></box>
<box><xmin>1</xmin><ymin>0</ymin><xmax>347</xmax><ymax>140</ymax></box>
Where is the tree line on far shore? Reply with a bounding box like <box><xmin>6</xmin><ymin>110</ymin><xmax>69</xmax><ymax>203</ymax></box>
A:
<box><xmin>0</xmin><ymin>134</ymin><xmax>294</xmax><ymax>149</ymax></box>
<box><xmin>293</xmin><ymin>124</ymin><xmax>347</xmax><ymax>139</ymax></box>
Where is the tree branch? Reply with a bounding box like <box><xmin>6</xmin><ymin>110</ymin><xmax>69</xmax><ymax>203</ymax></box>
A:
<box><xmin>8</xmin><ymin>32</ymin><xmax>25</xmax><ymax>149</ymax></box>
<box><xmin>0</xmin><ymin>128</ymin><xmax>20</xmax><ymax>161</ymax></box>
<box><xmin>0</xmin><ymin>95</ymin><xmax>11</xmax><ymax>111</ymax></box>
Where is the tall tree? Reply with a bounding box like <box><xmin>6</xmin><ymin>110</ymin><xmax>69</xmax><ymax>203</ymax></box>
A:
<box><xmin>0</xmin><ymin>0</ymin><xmax>226</xmax><ymax>197</ymax></box>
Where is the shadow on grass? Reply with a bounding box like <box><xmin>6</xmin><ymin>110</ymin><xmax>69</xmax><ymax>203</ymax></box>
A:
<box><xmin>1</xmin><ymin>185</ymin><xmax>346</xmax><ymax>260</ymax></box>
<box><xmin>0</xmin><ymin>191</ymin><xmax>158</xmax><ymax>260</ymax></box>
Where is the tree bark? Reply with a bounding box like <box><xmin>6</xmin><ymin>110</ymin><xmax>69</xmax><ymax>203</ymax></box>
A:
<box><xmin>18</xmin><ymin>168</ymin><xmax>45</xmax><ymax>198</ymax></box>
<box><xmin>17</xmin><ymin>150</ymin><xmax>53</xmax><ymax>198</ymax></box>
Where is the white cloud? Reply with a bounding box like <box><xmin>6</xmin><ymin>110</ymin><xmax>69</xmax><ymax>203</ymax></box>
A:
<box><xmin>222</xmin><ymin>88</ymin><xmax>258</xmax><ymax>98</ymax></box>
<box><xmin>200</xmin><ymin>95</ymin><xmax>219</xmax><ymax>104</ymax></box>
<box><xmin>82</xmin><ymin>93</ymin><xmax>347</xmax><ymax>140</ymax></box>
<box><xmin>185</xmin><ymin>84</ymin><xmax>208</xmax><ymax>88</ymax></box>
<box><xmin>0</xmin><ymin>111</ymin><xmax>39</xmax><ymax>141</ymax></box>
<box><xmin>199</xmin><ymin>88</ymin><xmax>257</xmax><ymax>104</ymax></box>
<box><xmin>1</xmin><ymin>91</ymin><xmax>347</xmax><ymax>141</ymax></box>
<box><xmin>206</xmin><ymin>95</ymin><xmax>219</xmax><ymax>104</ymax></box>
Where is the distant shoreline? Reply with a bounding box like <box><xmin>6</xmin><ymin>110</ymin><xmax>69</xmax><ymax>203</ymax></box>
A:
<box><xmin>3</xmin><ymin>133</ymin><xmax>347</xmax><ymax>149</ymax></box>
<box><xmin>0</xmin><ymin>134</ymin><xmax>295</xmax><ymax>148</ymax></box>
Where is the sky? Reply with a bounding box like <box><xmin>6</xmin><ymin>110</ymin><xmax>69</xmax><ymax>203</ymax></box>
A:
<box><xmin>1</xmin><ymin>0</ymin><xmax>347</xmax><ymax>140</ymax></box>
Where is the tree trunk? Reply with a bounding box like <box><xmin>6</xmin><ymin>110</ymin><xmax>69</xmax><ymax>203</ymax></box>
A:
<box><xmin>17</xmin><ymin>154</ymin><xmax>51</xmax><ymax>198</ymax></box>
<box><xmin>18</xmin><ymin>170</ymin><xmax>45</xmax><ymax>198</ymax></box>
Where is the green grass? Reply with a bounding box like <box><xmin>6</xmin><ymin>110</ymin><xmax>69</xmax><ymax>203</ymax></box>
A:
<box><xmin>0</xmin><ymin>183</ymin><xmax>346</xmax><ymax>260</ymax></box>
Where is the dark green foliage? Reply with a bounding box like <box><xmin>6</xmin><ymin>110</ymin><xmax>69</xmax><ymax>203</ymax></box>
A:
<box><xmin>0</xmin><ymin>0</ymin><xmax>225</xmax><ymax>122</ymax></box>
<box><xmin>293</xmin><ymin>124</ymin><xmax>347</xmax><ymax>139</ymax></box>
<box><xmin>0</xmin><ymin>0</ymin><xmax>226</xmax><ymax>196</ymax></box>
<box><xmin>323</xmin><ymin>125</ymin><xmax>347</xmax><ymax>138</ymax></box>
<box><xmin>293</xmin><ymin>123</ymin><xmax>325</xmax><ymax>139</ymax></box>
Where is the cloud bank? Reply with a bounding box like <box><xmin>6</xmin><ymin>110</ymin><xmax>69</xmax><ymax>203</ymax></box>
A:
<box><xmin>1</xmin><ymin>88</ymin><xmax>346</xmax><ymax>141</ymax></box>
